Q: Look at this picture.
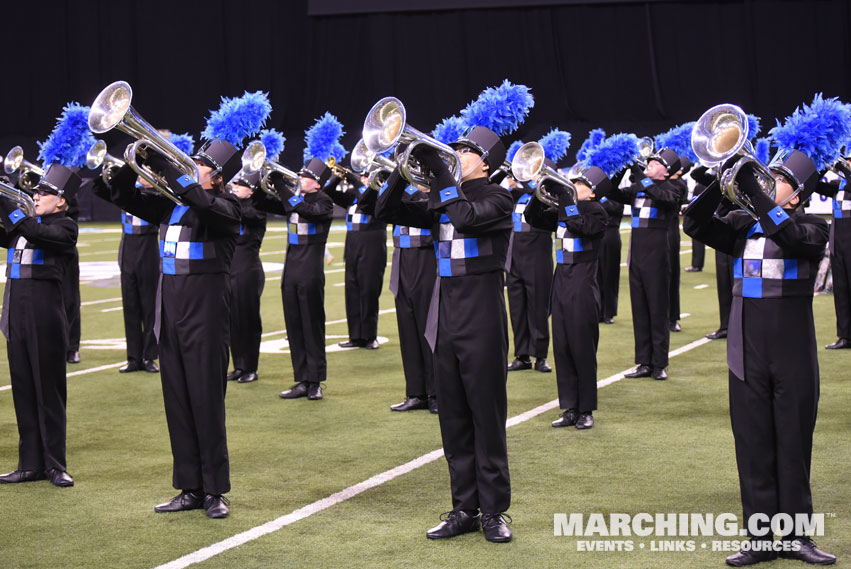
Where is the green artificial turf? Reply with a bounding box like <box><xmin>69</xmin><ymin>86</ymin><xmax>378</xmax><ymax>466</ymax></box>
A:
<box><xmin>0</xmin><ymin>221</ymin><xmax>848</xmax><ymax>569</ymax></box>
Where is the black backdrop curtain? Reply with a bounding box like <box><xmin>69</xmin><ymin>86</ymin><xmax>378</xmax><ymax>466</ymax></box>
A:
<box><xmin>2</xmin><ymin>0</ymin><xmax>849</xmax><ymax>219</ymax></box>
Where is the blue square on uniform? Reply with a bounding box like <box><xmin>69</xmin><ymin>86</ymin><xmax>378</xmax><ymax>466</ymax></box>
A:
<box><xmin>742</xmin><ymin>277</ymin><xmax>763</xmax><ymax>298</ymax></box>
<box><xmin>783</xmin><ymin>259</ymin><xmax>798</xmax><ymax>279</ymax></box>
<box><xmin>631</xmin><ymin>216</ymin><xmax>640</xmax><ymax>228</ymax></box>
<box><xmin>31</xmin><ymin>249</ymin><xmax>44</xmax><ymax>265</ymax></box>
<box><xmin>463</xmin><ymin>238</ymin><xmax>479</xmax><ymax>258</ymax></box>
<box><xmin>162</xmin><ymin>257</ymin><xmax>176</xmax><ymax>275</ymax></box>
<box><xmin>400</xmin><ymin>235</ymin><xmax>410</xmax><ymax>248</ymax></box>
<box><xmin>438</xmin><ymin>258</ymin><xmax>453</xmax><ymax>276</ymax></box>
<box><xmin>188</xmin><ymin>242</ymin><xmax>204</xmax><ymax>259</ymax></box>
<box><xmin>555</xmin><ymin>250</ymin><xmax>564</xmax><ymax>264</ymax></box>
<box><xmin>641</xmin><ymin>178</ymin><xmax>654</xmax><ymax>188</ymax></box>
<box><xmin>733</xmin><ymin>258</ymin><xmax>743</xmax><ymax>278</ymax></box>
<box><xmin>439</xmin><ymin>187</ymin><xmax>458</xmax><ymax>202</ymax></box>
<box><xmin>10</xmin><ymin>263</ymin><xmax>19</xmax><ymax>279</ymax></box>
<box><xmin>288</xmin><ymin>233</ymin><xmax>299</xmax><ymax>245</ymax></box>
<box><xmin>176</xmin><ymin>175</ymin><xmax>194</xmax><ymax>188</ymax></box>
<box><xmin>437</xmin><ymin>241</ymin><xmax>452</xmax><ymax>258</ymax></box>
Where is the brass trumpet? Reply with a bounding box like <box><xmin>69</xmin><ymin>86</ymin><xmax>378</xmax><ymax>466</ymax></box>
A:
<box><xmin>88</xmin><ymin>81</ymin><xmax>198</xmax><ymax>205</ymax></box>
<box><xmin>510</xmin><ymin>141</ymin><xmax>576</xmax><ymax>207</ymax></box>
<box><xmin>4</xmin><ymin>146</ymin><xmax>44</xmax><ymax>191</ymax></box>
<box><xmin>86</xmin><ymin>140</ymin><xmax>125</xmax><ymax>183</ymax></box>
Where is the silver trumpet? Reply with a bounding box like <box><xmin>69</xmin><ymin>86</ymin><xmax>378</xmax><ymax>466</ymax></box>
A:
<box><xmin>260</xmin><ymin>159</ymin><xmax>301</xmax><ymax>198</ymax></box>
<box><xmin>4</xmin><ymin>146</ymin><xmax>44</xmax><ymax>191</ymax></box>
<box><xmin>511</xmin><ymin>141</ymin><xmax>576</xmax><ymax>207</ymax></box>
<box><xmin>362</xmin><ymin>97</ymin><xmax>461</xmax><ymax>190</ymax></box>
<box><xmin>88</xmin><ymin>81</ymin><xmax>198</xmax><ymax>205</ymax></box>
<box><xmin>86</xmin><ymin>140</ymin><xmax>125</xmax><ymax>183</ymax></box>
<box><xmin>0</xmin><ymin>179</ymin><xmax>36</xmax><ymax>216</ymax></box>
<box><xmin>692</xmin><ymin>103</ymin><xmax>775</xmax><ymax>220</ymax></box>
<box><xmin>636</xmin><ymin>137</ymin><xmax>654</xmax><ymax>168</ymax></box>
<box><xmin>351</xmin><ymin>138</ymin><xmax>395</xmax><ymax>190</ymax></box>
<box><xmin>225</xmin><ymin>140</ymin><xmax>267</xmax><ymax>193</ymax></box>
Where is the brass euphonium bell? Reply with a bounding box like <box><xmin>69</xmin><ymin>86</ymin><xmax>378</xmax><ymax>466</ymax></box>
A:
<box><xmin>691</xmin><ymin>103</ymin><xmax>775</xmax><ymax>220</ymax></box>
<box><xmin>88</xmin><ymin>81</ymin><xmax>199</xmax><ymax>205</ymax></box>
<box><xmin>4</xmin><ymin>146</ymin><xmax>44</xmax><ymax>191</ymax></box>
<box><xmin>510</xmin><ymin>141</ymin><xmax>576</xmax><ymax>207</ymax></box>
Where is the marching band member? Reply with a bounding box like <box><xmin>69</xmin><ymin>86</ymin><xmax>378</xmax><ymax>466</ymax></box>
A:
<box><xmin>503</xmin><ymin>131</ymin><xmax>571</xmax><ymax>374</ymax></box>
<box><xmin>93</xmin><ymin>87</ymin><xmax>270</xmax><ymax>518</ymax></box>
<box><xmin>818</xmin><ymin>152</ymin><xmax>851</xmax><ymax>350</ymax></box>
<box><xmin>607</xmin><ymin>138</ymin><xmax>682</xmax><ymax>380</ymax></box>
<box><xmin>253</xmin><ymin>113</ymin><xmax>341</xmax><ymax>401</ymax></box>
<box><xmin>0</xmin><ymin>102</ymin><xmax>92</xmax><ymax>487</ymax></box>
<box><xmin>375</xmin><ymin>80</ymin><xmax>533</xmax><ymax>543</ymax></box>
<box><xmin>684</xmin><ymin>96</ymin><xmax>848</xmax><ymax>566</ymax></box>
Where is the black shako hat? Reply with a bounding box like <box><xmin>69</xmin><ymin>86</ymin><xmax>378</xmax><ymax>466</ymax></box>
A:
<box><xmin>571</xmin><ymin>165</ymin><xmax>613</xmax><ymax>198</ymax></box>
<box><xmin>233</xmin><ymin>170</ymin><xmax>261</xmax><ymax>188</ymax></box>
<box><xmin>649</xmin><ymin>148</ymin><xmax>682</xmax><ymax>175</ymax></box>
<box><xmin>35</xmin><ymin>163</ymin><xmax>81</xmax><ymax>200</ymax></box>
<box><xmin>451</xmin><ymin>126</ymin><xmax>507</xmax><ymax>175</ymax></box>
<box><xmin>769</xmin><ymin>150</ymin><xmax>820</xmax><ymax>200</ymax></box>
<box><xmin>193</xmin><ymin>139</ymin><xmax>242</xmax><ymax>182</ymax></box>
<box><xmin>300</xmin><ymin>158</ymin><xmax>332</xmax><ymax>186</ymax></box>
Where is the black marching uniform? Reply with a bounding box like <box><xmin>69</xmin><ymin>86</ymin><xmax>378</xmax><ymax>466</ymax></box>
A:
<box><xmin>667</xmin><ymin>179</ymin><xmax>688</xmax><ymax>326</ymax></box>
<box><xmin>526</xmin><ymin>192</ymin><xmax>607</xmax><ymax>416</ymax></box>
<box><xmin>689</xmin><ymin>182</ymin><xmax>707</xmax><ymax>270</ymax></box>
<box><xmin>608</xmin><ymin>172</ymin><xmax>681</xmax><ymax>372</ymax></box>
<box><xmin>597</xmin><ymin>196</ymin><xmax>623</xmax><ymax>321</ymax></box>
<box><xmin>816</xmin><ymin>168</ymin><xmax>851</xmax><ymax>345</ymax></box>
<box><xmin>386</xmin><ymin>186</ymin><xmax>437</xmax><ymax>405</ymax></box>
<box><xmin>375</xmin><ymin>165</ymin><xmax>513</xmax><ymax>517</ymax></box>
<box><xmin>684</xmin><ymin>178</ymin><xmax>828</xmax><ymax>542</ymax></box>
<box><xmin>103</xmin><ymin>162</ymin><xmax>240</xmax><ymax>498</ymax></box>
<box><xmin>118</xmin><ymin>210</ymin><xmax>160</xmax><ymax>366</ymax></box>
<box><xmin>253</xmin><ymin>177</ymin><xmax>334</xmax><ymax>388</ymax></box>
<box><xmin>60</xmin><ymin>216</ymin><xmax>81</xmax><ymax>363</ymax></box>
<box><xmin>505</xmin><ymin>183</ymin><xmax>553</xmax><ymax>365</ymax></box>
<box><xmin>0</xmin><ymin>198</ymin><xmax>78</xmax><ymax>481</ymax></box>
<box><xmin>327</xmin><ymin>174</ymin><xmax>386</xmax><ymax>347</ymax></box>
<box><xmin>228</xmin><ymin>195</ymin><xmax>266</xmax><ymax>377</ymax></box>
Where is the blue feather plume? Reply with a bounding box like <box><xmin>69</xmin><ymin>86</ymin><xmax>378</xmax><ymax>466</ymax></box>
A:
<box><xmin>260</xmin><ymin>129</ymin><xmax>286</xmax><ymax>161</ymax></box>
<box><xmin>575</xmin><ymin>128</ymin><xmax>607</xmax><ymax>162</ymax></box>
<box><xmin>201</xmin><ymin>91</ymin><xmax>272</xmax><ymax>147</ymax></box>
<box><xmin>583</xmin><ymin>133</ymin><xmax>640</xmax><ymax>178</ymax></box>
<box><xmin>431</xmin><ymin>116</ymin><xmax>467</xmax><ymax>145</ymax></box>
<box><xmin>303</xmin><ymin>112</ymin><xmax>346</xmax><ymax>162</ymax></box>
<box><xmin>655</xmin><ymin>122</ymin><xmax>698</xmax><ymax>163</ymax></box>
<box><xmin>37</xmin><ymin>102</ymin><xmax>96</xmax><ymax>168</ymax></box>
<box><xmin>539</xmin><ymin>129</ymin><xmax>571</xmax><ymax>162</ymax></box>
<box><xmin>754</xmin><ymin>137</ymin><xmax>772</xmax><ymax>165</ymax></box>
<box><xmin>506</xmin><ymin>140</ymin><xmax>524</xmax><ymax>163</ymax></box>
<box><xmin>460</xmin><ymin>79</ymin><xmax>534</xmax><ymax>136</ymax></box>
<box><xmin>746</xmin><ymin>114</ymin><xmax>762</xmax><ymax>140</ymax></box>
<box><xmin>169</xmin><ymin>132</ymin><xmax>195</xmax><ymax>156</ymax></box>
<box><xmin>769</xmin><ymin>93</ymin><xmax>851</xmax><ymax>171</ymax></box>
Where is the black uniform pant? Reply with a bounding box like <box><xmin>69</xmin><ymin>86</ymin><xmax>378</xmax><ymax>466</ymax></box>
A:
<box><xmin>229</xmin><ymin>264</ymin><xmax>264</xmax><ymax>371</ymax></box>
<box><xmin>435</xmin><ymin>272</ymin><xmax>510</xmax><ymax>514</ymax></box>
<box><xmin>597</xmin><ymin>226</ymin><xmax>621</xmax><ymax>319</ymax></box>
<box><xmin>5</xmin><ymin>280</ymin><xmax>68</xmax><ymax>472</ymax></box>
<box><xmin>552</xmin><ymin>263</ymin><xmax>600</xmax><ymax>412</ymax></box>
<box><xmin>628</xmin><ymin>229</ymin><xmax>671</xmax><ymax>369</ymax></box>
<box><xmin>728</xmin><ymin>299</ymin><xmax>818</xmax><ymax>534</ymax></box>
<box><xmin>63</xmin><ymin>250</ymin><xmax>81</xmax><ymax>352</ymax></box>
<box><xmin>668</xmin><ymin>219</ymin><xmax>681</xmax><ymax>324</ymax></box>
<box><xmin>506</xmin><ymin>233</ymin><xmax>552</xmax><ymax>359</ymax></box>
<box><xmin>831</xmin><ymin>226</ymin><xmax>851</xmax><ymax>338</ymax></box>
<box><xmin>159</xmin><ymin>274</ymin><xmax>230</xmax><ymax>495</ymax></box>
<box><xmin>691</xmin><ymin>240</ymin><xmax>705</xmax><ymax>270</ymax></box>
<box><xmin>282</xmin><ymin>274</ymin><xmax>326</xmax><ymax>383</ymax></box>
<box><xmin>120</xmin><ymin>236</ymin><xmax>159</xmax><ymax>363</ymax></box>
<box><xmin>344</xmin><ymin>230</ymin><xmax>387</xmax><ymax>342</ymax></box>
<box><xmin>395</xmin><ymin>247</ymin><xmax>435</xmax><ymax>397</ymax></box>
<box><xmin>716</xmin><ymin>251</ymin><xmax>734</xmax><ymax>331</ymax></box>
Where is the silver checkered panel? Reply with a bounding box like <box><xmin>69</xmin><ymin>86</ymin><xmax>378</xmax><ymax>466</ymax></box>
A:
<box><xmin>837</xmin><ymin>190</ymin><xmax>851</xmax><ymax>214</ymax></box>
<box><xmin>289</xmin><ymin>213</ymin><xmax>315</xmax><ymax>235</ymax></box>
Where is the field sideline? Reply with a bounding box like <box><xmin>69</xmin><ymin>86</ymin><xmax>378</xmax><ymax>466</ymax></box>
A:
<box><xmin>0</xmin><ymin>219</ymin><xmax>848</xmax><ymax>569</ymax></box>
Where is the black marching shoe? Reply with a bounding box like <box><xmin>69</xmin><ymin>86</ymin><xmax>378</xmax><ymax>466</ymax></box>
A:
<box><xmin>154</xmin><ymin>490</ymin><xmax>204</xmax><ymax>513</ymax></box>
<box><xmin>204</xmin><ymin>494</ymin><xmax>230</xmax><ymax>519</ymax></box>
<box><xmin>226</xmin><ymin>368</ymin><xmax>244</xmax><ymax>381</ymax></box>
<box><xmin>119</xmin><ymin>360</ymin><xmax>141</xmax><ymax>373</ymax></box>
<box><xmin>279</xmin><ymin>382</ymin><xmax>309</xmax><ymax>399</ymax></box>
<box><xmin>706</xmin><ymin>329</ymin><xmax>728</xmax><ymax>340</ymax></box>
<box><xmin>780</xmin><ymin>537</ymin><xmax>836</xmax><ymax>565</ymax></box>
<box><xmin>426</xmin><ymin>510</ymin><xmax>480</xmax><ymax>539</ymax></box>
<box><xmin>534</xmin><ymin>358</ymin><xmax>552</xmax><ymax>372</ymax></box>
<box><xmin>307</xmin><ymin>382</ymin><xmax>323</xmax><ymax>400</ymax></box>
<box><xmin>482</xmin><ymin>513</ymin><xmax>513</xmax><ymax>543</ymax></box>
<box><xmin>338</xmin><ymin>339</ymin><xmax>365</xmax><ymax>348</ymax></box>
<box><xmin>47</xmin><ymin>468</ymin><xmax>74</xmax><ymax>487</ymax></box>
<box><xmin>142</xmin><ymin>359</ymin><xmax>159</xmax><ymax>373</ymax></box>
<box><xmin>652</xmin><ymin>367</ymin><xmax>668</xmax><ymax>380</ymax></box>
<box><xmin>669</xmin><ymin>321</ymin><xmax>682</xmax><ymax>332</ymax></box>
<box><xmin>684</xmin><ymin>266</ymin><xmax>702</xmax><ymax>272</ymax></box>
<box><xmin>825</xmin><ymin>337</ymin><xmax>851</xmax><ymax>350</ymax></box>
<box><xmin>726</xmin><ymin>548</ymin><xmax>778</xmax><ymax>567</ymax></box>
<box><xmin>237</xmin><ymin>371</ymin><xmax>259</xmax><ymax>383</ymax></box>
<box><xmin>364</xmin><ymin>339</ymin><xmax>380</xmax><ymax>350</ymax></box>
<box><xmin>428</xmin><ymin>396</ymin><xmax>438</xmax><ymax>414</ymax></box>
<box><xmin>390</xmin><ymin>396</ymin><xmax>428</xmax><ymax>412</ymax></box>
<box><xmin>624</xmin><ymin>364</ymin><xmax>652</xmax><ymax>378</ymax></box>
<box><xmin>66</xmin><ymin>351</ymin><xmax>80</xmax><ymax>364</ymax></box>
<box><xmin>575</xmin><ymin>412</ymin><xmax>594</xmax><ymax>430</ymax></box>
<box><xmin>601</xmin><ymin>317</ymin><xmax>615</xmax><ymax>324</ymax></box>
<box><xmin>507</xmin><ymin>357</ymin><xmax>532</xmax><ymax>371</ymax></box>
<box><xmin>0</xmin><ymin>469</ymin><xmax>46</xmax><ymax>484</ymax></box>
<box><xmin>552</xmin><ymin>409</ymin><xmax>578</xmax><ymax>428</ymax></box>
